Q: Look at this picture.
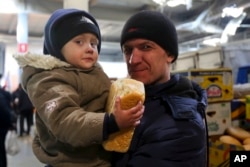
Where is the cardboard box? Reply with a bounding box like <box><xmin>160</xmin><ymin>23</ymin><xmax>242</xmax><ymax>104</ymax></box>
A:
<box><xmin>209</xmin><ymin>137</ymin><xmax>244</xmax><ymax>167</ymax></box>
<box><xmin>173</xmin><ymin>68</ymin><xmax>233</xmax><ymax>102</ymax></box>
<box><xmin>206</xmin><ymin>102</ymin><xmax>231</xmax><ymax>136</ymax></box>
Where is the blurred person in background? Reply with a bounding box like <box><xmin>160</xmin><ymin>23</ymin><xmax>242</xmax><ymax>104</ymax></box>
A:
<box><xmin>13</xmin><ymin>84</ymin><xmax>34</xmax><ymax>137</ymax></box>
<box><xmin>0</xmin><ymin>74</ymin><xmax>16</xmax><ymax>167</ymax></box>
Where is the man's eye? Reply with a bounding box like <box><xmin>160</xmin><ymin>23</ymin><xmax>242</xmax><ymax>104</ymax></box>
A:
<box><xmin>123</xmin><ymin>49</ymin><xmax>132</xmax><ymax>55</ymax></box>
<box><xmin>142</xmin><ymin>45</ymin><xmax>150</xmax><ymax>49</ymax></box>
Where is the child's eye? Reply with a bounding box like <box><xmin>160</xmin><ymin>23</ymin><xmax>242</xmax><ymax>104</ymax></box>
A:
<box><xmin>76</xmin><ymin>40</ymin><xmax>83</xmax><ymax>45</ymax></box>
<box><xmin>91</xmin><ymin>41</ymin><xmax>98</xmax><ymax>47</ymax></box>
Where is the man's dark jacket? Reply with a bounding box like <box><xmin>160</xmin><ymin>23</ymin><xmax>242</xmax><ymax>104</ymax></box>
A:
<box><xmin>112</xmin><ymin>74</ymin><xmax>208</xmax><ymax>167</ymax></box>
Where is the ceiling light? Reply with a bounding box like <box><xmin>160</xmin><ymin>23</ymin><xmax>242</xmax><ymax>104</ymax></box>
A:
<box><xmin>167</xmin><ymin>0</ymin><xmax>186</xmax><ymax>7</ymax></box>
<box><xmin>153</xmin><ymin>0</ymin><xmax>192</xmax><ymax>10</ymax></box>
<box><xmin>202</xmin><ymin>38</ymin><xmax>221</xmax><ymax>46</ymax></box>
<box><xmin>153</xmin><ymin>0</ymin><xmax>166</xmax><ymax>6</ymax></box>
<box><xmin>222</xmin><ymin>12</ymin><xmax>246</xmax><ymax>36</ymax></box>
<box><xmin>0</xmin><ymin>0</ymin><xmax>18</xmax><ymax>13</ymax></box>
<box><xmin>221</xmin><ymin>6</ymin><xmax>243</xmax><ymax>18</ymax></box>
<box><xmin>220</xmin><ymin>12</ymin><xmax>247</xmax><ymax>43</ymax></box>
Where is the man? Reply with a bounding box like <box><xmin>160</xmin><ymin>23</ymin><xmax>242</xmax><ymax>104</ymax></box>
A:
<box><xmin>112</xmin><ymin>10</ymin><xmax>208</xmax><ymax>167</ymax></box>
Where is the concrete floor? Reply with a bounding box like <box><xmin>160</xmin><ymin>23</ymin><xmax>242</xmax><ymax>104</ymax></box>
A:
<box><xmin>6</xmin><ymin>126</ymin><xmax>44</xmax><ymax>167</ymax></box>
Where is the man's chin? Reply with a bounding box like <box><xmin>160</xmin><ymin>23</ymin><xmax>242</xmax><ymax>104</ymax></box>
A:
<box><xmin>130</xmin><ymin>75</ymin><xmax>145</xmax><ymax>83</ymax></box>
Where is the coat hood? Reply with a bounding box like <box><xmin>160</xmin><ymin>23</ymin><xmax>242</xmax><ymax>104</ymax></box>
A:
<box><xmin>13</xmin><ymin>53</ymin><xmax>71</xmax><ymax>70</ymax></box>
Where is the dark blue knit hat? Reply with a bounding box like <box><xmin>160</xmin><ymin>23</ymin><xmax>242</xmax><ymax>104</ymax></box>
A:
<box><xmin>120</xmin><ymin>10</ymin><xmax>178</xmax><ymax>63</ymax></box>
<box><xmin>43</xmin><ymin>8</ymin><xmax>101</xmax><ymax>61</ymax></box>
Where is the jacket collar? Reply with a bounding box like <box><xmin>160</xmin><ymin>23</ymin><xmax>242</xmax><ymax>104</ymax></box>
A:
<box><xmin>13</xmin><ymin>53</ymin><xmax>71</xmax><ymax>70</ymax></box>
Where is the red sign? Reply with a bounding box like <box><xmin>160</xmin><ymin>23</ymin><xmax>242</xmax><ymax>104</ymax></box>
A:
<box><xmin>18</xmin><ymin>43</ymin><xmax>28</xmax><ymax>53</ymax></box>
<box><xmin>206</xmin><ymin>85</ymin><xmax>222</xmax><ymax>98</ymax></box>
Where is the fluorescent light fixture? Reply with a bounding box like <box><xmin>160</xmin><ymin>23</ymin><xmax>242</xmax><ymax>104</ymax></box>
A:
<box><xmin>0</xmin><ymin>0</ymin><xmax>19</xmax><ymax>13</ymax></box>
<box><xmin>153</xmin><ymin>0</ymin><xmax>192</xmax><ymax>9</ymax></box>
<box><xmin>202</xmin><ymin>38</ymin><xmax>221</xmax><ymax>46</ymax></box>
<box><xmin>221</xmin><ymin>6</ymin><xmax>243</xmax><ymax>18</ymax></box>
<box><xmin>167</xmin><ymin>0</ymin><xmax>186</xmax><ymax>7</ymax></box>
<box><xmin>153</xmin><ymin>0</ymin><xmax>166</xmax><ymax>5</ymax></box>
<box><xmin>222</xmin><ymin>12</ymin><xmax>246</xmax><ymax>36</ymax></box>
<box><xmin>166</xmin><ymin>0</ymin><xmax>192</xmax><ymax>10</ymax></box>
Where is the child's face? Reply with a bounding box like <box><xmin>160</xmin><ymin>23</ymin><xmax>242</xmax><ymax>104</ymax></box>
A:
<box><xmin>61</xmin><ymin>33</ymin><xmax>99</xmax><ymax>69</ymax></box>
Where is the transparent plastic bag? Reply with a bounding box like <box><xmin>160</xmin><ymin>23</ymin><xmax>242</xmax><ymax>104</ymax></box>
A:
<box><xmin>6</xmin><ymin>130</ymin><xmax>20</xmax><ymax>156</ymax></box>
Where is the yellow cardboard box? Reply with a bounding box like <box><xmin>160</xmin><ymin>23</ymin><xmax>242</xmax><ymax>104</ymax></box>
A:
<box><xmin>173</xmin><ymin>68</ymin><xmax>233</xmax><ymax>102</ymax></box>
<box><xmin>209</xmin><ymin>137</ymin><xmax>244</xmax><ymax>167</ymax></box>
<box><xmin>206</xmin><ymin>102</ymin><xmax>231</xmax><ymax>136</ymax></box>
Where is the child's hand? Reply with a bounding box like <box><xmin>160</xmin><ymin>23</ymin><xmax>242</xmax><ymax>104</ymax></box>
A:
<box><xmin>112</xmin><ymin>97</ymin><xmax>144</xmax><ymax>129</ymax></box>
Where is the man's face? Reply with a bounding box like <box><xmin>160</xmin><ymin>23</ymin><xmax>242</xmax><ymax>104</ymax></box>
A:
<box><xmin>122</xmin><ymin>39</ymin><xmax>174</xmax><ymax>85</ymax></box>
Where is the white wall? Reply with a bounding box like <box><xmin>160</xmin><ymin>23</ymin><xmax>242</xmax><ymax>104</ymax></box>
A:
<box><xmin>99</xmin><ymin>61</ymin><xmax>127</xmax><ymax>79</ymax></box>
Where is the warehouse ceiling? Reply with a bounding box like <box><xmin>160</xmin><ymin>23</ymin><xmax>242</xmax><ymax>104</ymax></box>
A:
<box><xmin>0</xmin><ymin>0</ymin><xmax>250</xmax><ymax>61</ymax></box>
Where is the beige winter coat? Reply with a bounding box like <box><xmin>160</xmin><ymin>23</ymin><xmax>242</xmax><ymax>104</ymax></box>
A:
<box><xmin>14</xmin><ymin>53</ymin><xmax>112</xmax><ymax>167</ymax></box>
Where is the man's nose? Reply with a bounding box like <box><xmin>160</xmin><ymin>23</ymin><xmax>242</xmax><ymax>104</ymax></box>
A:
<box><xmin>129</xmin><ymin>49</ymin><xmax>142</xmax><ymax>64</ymax></box>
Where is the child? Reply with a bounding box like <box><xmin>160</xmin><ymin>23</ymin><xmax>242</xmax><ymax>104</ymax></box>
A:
<box><xmin>14</xmin><ymin>8</ymin><xmax>144</xmax><ymax>167</ymax></box>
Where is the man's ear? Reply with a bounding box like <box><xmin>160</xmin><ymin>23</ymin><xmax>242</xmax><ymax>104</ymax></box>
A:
<box><xmin>166</xmin><ymin>54</ymin><xmax>174</xmax><ymax>63</ymax></box>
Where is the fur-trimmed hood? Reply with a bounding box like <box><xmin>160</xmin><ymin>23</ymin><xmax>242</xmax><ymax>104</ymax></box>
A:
<box><xmin>13</xmin><ymin>53</ymin><xmax>71</xmax><ymax>70</ymax></box>
<box><xmin>13</xmin><ymin>52</ymin><xmax>104</xmax><ymax>91</ymax></box>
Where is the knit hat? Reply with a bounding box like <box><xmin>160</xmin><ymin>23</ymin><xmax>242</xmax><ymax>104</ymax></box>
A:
<box><xmin>120</xmin><ymin>10</ymin><xmax>178</xmax><ymax>63</ymax></box>
<box><xmin>43</xmin><ymin>8</ymin><xmax>101</xmax><ymax>61</ymax></box>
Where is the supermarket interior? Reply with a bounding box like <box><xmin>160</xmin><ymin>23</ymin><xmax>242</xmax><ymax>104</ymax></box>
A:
<box><xmin>1</xmin><ymin>0</ymin><xmax>250</xmax><ymax>167</ymax></box>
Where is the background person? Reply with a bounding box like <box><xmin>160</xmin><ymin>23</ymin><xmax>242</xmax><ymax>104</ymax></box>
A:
<box><xmin>0</xmin><ymin>74</ymin><xmax>16</xmax><ymax>167</ymax></box>
<box><xmin>112</xmin><ymin>10</ymin><xmax>208</xmax><ymax>167</ymax></box>
<box><xmin>12</xmin><ymin>84</ymin><xmax>34</xmax><ymax>137</ymax></box>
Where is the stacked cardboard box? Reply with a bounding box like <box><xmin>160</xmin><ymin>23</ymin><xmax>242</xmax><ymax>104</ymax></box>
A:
<box><xmin>175</xmin><ymin>68</ymin><xmax>250</xmax><ymax>167</ymax></box>
<box><xmin>209</xmin><ymin>136</ymin><xmax>244</xmax><ymax>167</ymax></box>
